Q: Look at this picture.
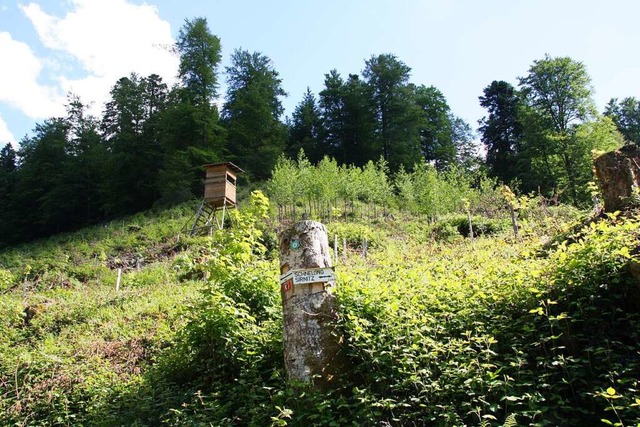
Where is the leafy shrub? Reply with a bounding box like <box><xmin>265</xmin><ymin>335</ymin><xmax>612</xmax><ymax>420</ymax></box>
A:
<box><xmin>327</xmin><ymin>221</ymin><xmax>384</xmax><ymax>249</ymax></box>
<box><xmin>430</xmin><ymin>215</ymin><xmax>508</xmax><ymax>240</ymax></box>
<box><xmin>430</xmin><ymin>220</ymin><xmax>462</xmax><ymax>242</ymax></box>
<box><xmin>334</xmin><ymin>213</ymin><xmax>640</xmax><ymax>426</ymax></box>
<box><xmin>0</xmin><ymin>268</ymin><xmax>15</xmax><ymax>291</ymax></box>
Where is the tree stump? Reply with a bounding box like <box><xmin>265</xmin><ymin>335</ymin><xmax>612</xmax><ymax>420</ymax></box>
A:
<box><xmin>594</xmin><ymin>145</ymin><xmax>640</xmax><ymax>212</ymax></box>
<box><xmin>278</xmin><ymin>220</ymin><xmax>342</xmax><ymax>388</ymax></box>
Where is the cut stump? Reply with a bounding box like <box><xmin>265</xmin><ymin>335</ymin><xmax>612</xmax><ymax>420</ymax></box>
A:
<box><xmin>278</xmin><ymin>220</ymin><xmax>342</xmax><ymax>388</ymax></box>
<box><xmin>594</xmin><ymin>145</ymin><xmax>640</xmax><ymax>213</ymax></box>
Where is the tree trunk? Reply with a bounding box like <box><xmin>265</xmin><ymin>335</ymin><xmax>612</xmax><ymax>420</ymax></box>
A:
<box><xmin>278</xmin><ymin>220</ymin><xmax>343</xmax><ymax>389</ymax></box>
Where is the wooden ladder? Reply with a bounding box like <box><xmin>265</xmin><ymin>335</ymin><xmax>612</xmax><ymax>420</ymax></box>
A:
<box><xmin>187</xmin><ymin>200</ymin><xmax>228</xmax><ymax>236</ymax></box>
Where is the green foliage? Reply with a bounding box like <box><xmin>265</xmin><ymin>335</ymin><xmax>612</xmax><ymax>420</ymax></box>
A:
<box><xmin>478</xmin><ymin>80</ymin><xmax>524</xmax><ymax>184</ymax></box>
<box><xmin>2</xmin><ymin>163</ymin><xmax>640</xmax><ymax>426</ymax></box>
<box><xmin>431</xmin><ymin>214</ymin><xmax>508</xmax><ymax>240</ymax></box>
<box><xmin>396</xmin><ymin>161</ymin><xmax>480</xmax><ymax>219</ymax></box>
<box><xmin>363</xmin><ymin>53</ymin><xmax>421</xmax><ymax>170</ymax></box>
<box><xmin>414</xmin><ymin>84</ymin><xmax>455</xmax><ymax>169</ymax></box>
<box><xmin>0</xmin><ymin>268</ymin><xmax>15</xmax><ymax>291</ymax></box>
<box><xmin>515</xmin><ymin>55</ymin><xmax>612</xmax><ymax>205</ymax></box>
<box><xmin>327</xmin><ymin>222</ymin><xmax>384</xmax><ymax>249</ymax></box>
<box><xmin>177</xmin><ymin>17</ymin><xmax>222</xmax><ymax>105</ymax></box>
<box><xmin>605</xmin><ymin>96</ymin><xmax>640</xmax><ymax>145</ymax></box>
<box><xmin>317</xmin><ymin>57</ymin><xmax>476</xmax><ymax>172</ymax></box>
<box><xmin>287</xmin><ymin>88</ymin><xmax>324</xmax><ymax>163</ymax></box>
<box><xmin>334</xmin><ymin>213</ymin><xmax>640</xmax><ymax>426</ymax></box>
<box><xmin>268</xmin><ymin>152</ymin><xmax>393</xmax><ymax>221</ymax></box>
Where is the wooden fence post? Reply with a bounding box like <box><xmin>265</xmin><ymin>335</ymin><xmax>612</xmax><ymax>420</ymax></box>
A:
<box><xmin>343</xmin><ymin>238</ymin><xmax>347</xmax><ymax>261</ymax></box>
<box><xmin>362</xmin><ymin>238</ymin><xmax>368</xmax><ymax>259</ymax></box>
<box><xmin>279</xmin><ymin>220</ymin><xmax>342</xmax><ymax>388</ymax></box>
<box><xmin>116</xmin><ymin>268</ymin><xmax>122</xmax><ymax>291</ymax></box>
<box><xmin>509</xmin><ymin>205</ymin><xmax>519</xmax><ymax>240</ymax></box>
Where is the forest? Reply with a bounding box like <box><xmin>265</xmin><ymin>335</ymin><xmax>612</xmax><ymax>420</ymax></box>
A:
<box><xmin>2</xmin><ymin>16</ymin><xmax>640</xmax><ymax>426</ymax></box>
<box><xmin>1</xmin><ymin>16</ymin><xmax>640</xmax><ymax>246</ymax></box>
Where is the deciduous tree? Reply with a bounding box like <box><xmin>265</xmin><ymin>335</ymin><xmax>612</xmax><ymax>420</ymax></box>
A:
<box><xmin>414</xmin><ymin>85</ymin><xmax>453</xmax><ymax>169</ymax></box>
<box><xmin>518</xmin><ymin>55</ymin><xmax>596</xmax><ymax>203</ymax></box>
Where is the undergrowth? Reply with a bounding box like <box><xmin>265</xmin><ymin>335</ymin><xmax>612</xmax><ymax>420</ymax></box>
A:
<box><xmin>0</xmin><ymin>194</ymin><xmax>639</xmax><ymax>426</ymax></box>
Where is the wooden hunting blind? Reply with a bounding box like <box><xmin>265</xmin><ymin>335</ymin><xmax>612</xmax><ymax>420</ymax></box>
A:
<box><xmin>203</xmin><ymin>162</ymin><xmax>244</xmax><ymax>207</ymax></box>
<box><xmin>184</xmin><ymin>162</ymin><xmax>244</xmax><ymax>236</ymax></box>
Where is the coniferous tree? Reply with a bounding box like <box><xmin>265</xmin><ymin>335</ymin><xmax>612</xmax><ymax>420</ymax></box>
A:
<box><xmin>0</xmin><ymin>143</ymin><xmax>18</xmax><ymax>246</ymax></box>
<box><xmin>287</xmin><ymin>88</ymin><xmax>323</xmax><ymax>163</ymax></box>
<box><xmin>604</xmin><ymin>97</ymin><xmax>640</xmax><ymax>145</ymax></box>
<box><xmin>223</xmin><ymin>49</ymin><xmax>287</xmax><ymax>180</ymax></box>
<box><xmin>65</xmin><ymin>95</ymin><xmax>105</xmax><ymax>224</ymax></box>
<box><xmin>318</xmin><ymin>70</ymin><xmax>347</xmax><ymax>161</ymax></box>
<box><xmin>13</xmin><ymin>118</ymin><xmax>70</xmax><ymax>238</ymax></box>
<box><xmin>478</xmin><ymin>81</ymin><xmax>524</xmax><ymax>183</ymax></box>
<box><xmin>363</xmin><ymin>54</ymin><xmax>420</xmax><ymax>170</ymax></box>
<box><xmin>102</xmin><ymin>74</ymin><xmax>167</xmax><ymax>214</ymax></box>
<box><xmin>340</xmin><ymin>74</ymin><xmax>378</xmax><ymax>166</ymax></box>
<box><xmin>160</xmin><ymin>17</ymin><xmax>224</xmax><ymax>204</ymax></box>
<box><xmin>177</xmin><ymin>17</ymin><xmax>221</xmax><ymax>109</ymax></box>
<box><xmin>318</xmin><ymin>72</ymin><xmax>377</xmax><ymax>166</ymax></box>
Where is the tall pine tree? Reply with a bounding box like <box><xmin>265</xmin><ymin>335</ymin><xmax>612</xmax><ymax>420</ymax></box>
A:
<box><xmin>478</xmin><ymin>80</ymin><xmax>524</xmax><ymax>183</ymax></box>
<box><xmin>287</xmin><ymin>88</ymin><xmax>323</xmax><ymax>163</ymax></box>
<box><xmin>363</xmin><ymin>54</ymin><xmax>420</xmax><ymax>170</ymax></box>
<box><xmin>223</xmin><ymin>49</ymin><xmax>287</xmax><ymax>180</ymax></box>
<box><xmin>159</xmin><ymin>17</ymin><xmax>224</xmax><ymax>204</ymax></box>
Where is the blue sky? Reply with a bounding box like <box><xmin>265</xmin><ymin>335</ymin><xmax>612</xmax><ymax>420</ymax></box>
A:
<box><xmin>1</xmin><ymin>0</ymin><xmax>640</xmax><ymax>148</ymax></box>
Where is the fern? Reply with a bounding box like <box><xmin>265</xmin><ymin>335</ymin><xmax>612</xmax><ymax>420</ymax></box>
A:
<box><xmin>503</xmin><ymin>413</ymin><xmax>518</xmax><ymax>427</ymax></box>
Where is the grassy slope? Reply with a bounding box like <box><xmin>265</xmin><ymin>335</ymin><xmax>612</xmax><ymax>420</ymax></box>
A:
<box><xmin>0</xmin><ymin>202</ymin><xmax>203</xmax><ymax>425</ymax></box>
<box><xmin>0</xmin><ymin>200</ymin><xmax>639</xmax><ymax>426</ymax></box>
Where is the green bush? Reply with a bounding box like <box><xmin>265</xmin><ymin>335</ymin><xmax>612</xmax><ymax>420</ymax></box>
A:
<box><xmin>327</xmin><ymin>221</ymin><xmax>384</xmax><ymax>249</ymax></box>
<box><xmin>0</xmin><ymin>268</ymin><xmax>15</xmax><ymax>291</ymax></box>
<box><xmin>430</xmin><ymin>215</ymin><xmax>508</xmax><ymax>240</ymax></box>
<box><xmin>334</xmin><ymin>213</ymin><xmax>640</xmax><ymax>426</ymax></box>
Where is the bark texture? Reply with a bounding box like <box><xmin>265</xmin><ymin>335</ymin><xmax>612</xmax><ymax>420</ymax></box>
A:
<box><xmin>279</xmin><ymin>220</ymin><xmax>342</xmax><ymax>388</ymax></box>
<box><xmin>594</xmin><ymin>145</ymin><xmax>640</xmax><ymax>212</ymax></box>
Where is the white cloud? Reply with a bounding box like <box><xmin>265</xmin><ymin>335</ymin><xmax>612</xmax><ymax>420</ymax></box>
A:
<box><xmin>0</xmin><ymin>31</ymin><xmax>66</xmax><ymax>118</ymax></box>
<box><xmin>20</xmin><ymin>0</ymin><xmax>178</xmax><ymax>116</ymax></box>
<box><xmin>0</xmin><ymin>114</ymin><xmax>16</xmax><ymax>146</ymax></box>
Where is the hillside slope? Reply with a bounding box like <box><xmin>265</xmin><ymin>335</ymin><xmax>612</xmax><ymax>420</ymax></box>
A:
<box><xmin>0</xmin><ymin>195</ymin><xmax>639</xmax><ymax>426</ymax></box>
